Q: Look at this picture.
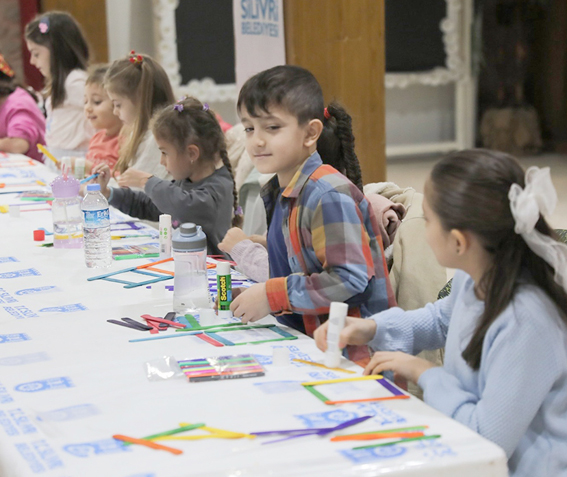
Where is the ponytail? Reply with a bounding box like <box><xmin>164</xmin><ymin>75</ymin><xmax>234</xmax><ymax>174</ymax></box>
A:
<box><xmin>317</xmin><ymin>102</ymin><xmax>363</xmax><ymax>191</ymax></box>
<box><xmin>105</xmin><ymin>53</ymin><xmax>174</xmax><ymax>174</ymax></box>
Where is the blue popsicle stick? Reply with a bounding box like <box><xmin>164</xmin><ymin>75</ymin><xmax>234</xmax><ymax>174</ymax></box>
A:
<box><xmin>80</xmin><ymin>173</ymin><xmax>100</xmax><ymax>184</ymax></box>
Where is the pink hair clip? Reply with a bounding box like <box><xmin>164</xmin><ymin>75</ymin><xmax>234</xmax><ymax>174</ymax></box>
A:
<box><xmin>38</xmin><ymin>18</ymin><xmax>49</xmax><ymax>34</ymax></box>
<box><xmin>323</xmin><ymin>107</ymin><xmax>331</xmax><ymax>120</ymax></box>
<box><xmin>173</xmin><ymin>103</ymin><xmax>184</xmax><ymax>112</ymax></box>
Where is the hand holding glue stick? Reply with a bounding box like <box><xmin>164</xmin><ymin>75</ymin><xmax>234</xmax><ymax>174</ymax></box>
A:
<box><xmin>216</xmin><ymin>262</ymin><xmax>232</xmax><ymax>318</ymax></box>
<box><xmin>324</xmin><ymin>302</ymin><xmax>348</xmax><ymax>368</ymax></box>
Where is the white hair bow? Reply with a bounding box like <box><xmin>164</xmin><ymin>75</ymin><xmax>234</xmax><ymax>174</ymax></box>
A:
<box><xmin>509</xmin><ymin>166</ymin><xmax>567</xmax><ymax>291</ymax></box>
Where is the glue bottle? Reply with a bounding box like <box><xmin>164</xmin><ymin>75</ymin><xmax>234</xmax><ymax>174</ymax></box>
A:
<box><xmin>172</xmin><ymin>223</ymin><xmax>210</xmax><ymax>314</ymax></box>
<box><xmin>216</xmin><ymin>261</ymin><xmax>232</xmax><ymax>318</ymax></box>
<box><xmin>325</xmin><ymin>302</ymin><xmax>348</xmax><ymax>368</ymax></box>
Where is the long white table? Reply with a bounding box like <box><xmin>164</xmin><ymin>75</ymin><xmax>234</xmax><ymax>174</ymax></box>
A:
<box><xmin>0</xmin><ymin>154</ymin><xmax>508</xmax><ymax>476</ymax></box>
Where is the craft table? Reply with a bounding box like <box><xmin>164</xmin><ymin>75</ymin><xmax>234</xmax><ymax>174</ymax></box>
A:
<box><xmin>0</xmin><ymin>154</ymin><xmax>508</xmax><ymax>476</ymax></box>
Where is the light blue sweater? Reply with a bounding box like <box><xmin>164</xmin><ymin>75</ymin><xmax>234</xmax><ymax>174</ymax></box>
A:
<box><xmin>369</xmin><ymin>270</ymin><xmax>567</xmax><ymax>477</ymax></box>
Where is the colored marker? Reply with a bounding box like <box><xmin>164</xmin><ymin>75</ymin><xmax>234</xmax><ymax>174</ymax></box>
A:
<box><xmin>79</xmin><ymin>172</ymin><xmax>99</xmax><ymax>184</ymax></box>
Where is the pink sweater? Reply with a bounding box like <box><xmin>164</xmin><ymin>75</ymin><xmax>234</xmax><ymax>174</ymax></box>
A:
<box><xmin>0</xmin><ymin>87</ymin><xmax>46</xmax><ymax>162</ymax></box>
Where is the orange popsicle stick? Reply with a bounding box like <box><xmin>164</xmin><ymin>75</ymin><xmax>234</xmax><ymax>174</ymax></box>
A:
<box><xmin>331</xmin><ymin>431</ymin><xmax>425</xmax><ymax>442</ymax></box>
<box><xmin>113</xmin><ymin>434</ymin><xmax>182</xmax><ymax>455</ymax></box>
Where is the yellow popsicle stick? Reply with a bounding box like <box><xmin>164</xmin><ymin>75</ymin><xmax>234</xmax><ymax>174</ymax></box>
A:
<box><xmin>37</xmin><ymin>144</ymin><xmax>59</xmax><ymax>165</ymax></box>
<box><xmin>160</xmin><ymin>422</ymin><xmax>255</xmax><ymax>440</ymax></box>
<box><xmin>301</xmin><ymin>375</ymin><xmax>383</xmax><ymax>387</ymax></box>
<box><xmin>292</xmin><ymin>358</ymin><xmax>357</xmax><ymax>374</ymax></box>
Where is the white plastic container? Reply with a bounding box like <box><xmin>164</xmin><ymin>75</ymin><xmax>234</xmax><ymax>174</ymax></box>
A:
<box><xmin>324</xmin><ymin>302</ymin><xmax>348</xmax><ymax>368</ymax></box>
<box><xmin>172</xmin><ymin>223</ymin><xmax>210</xmax><ymax>314</ymax></box>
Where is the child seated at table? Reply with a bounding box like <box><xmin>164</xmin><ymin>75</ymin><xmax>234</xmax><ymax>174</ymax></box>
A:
<box><xmin>0</xmin><ymin>53</ymin><xmax>45</xmax><ymax>161</ymax></box>
<box><xmin>93</xmin><ymin>97</ymin><xmax>241</xmax><ymax>255</ymax></box>
<box><xmin>314</xmin><ymin>149</ymin><xmax>567</xmax><ymax>476</ymax></box>
<box><xmin>83</xmin><ymin>65</ymin><xmax>122</xmax><ymax>174</ymax></box>
<box><xmin>228</xmin><ymin>65</ymin><xmax>395</xmax><ymax>365</ymax></box>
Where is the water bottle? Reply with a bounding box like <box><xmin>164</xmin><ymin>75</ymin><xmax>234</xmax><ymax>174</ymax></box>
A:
<box><xmin>81</xmin><ymin>184</ymin><xmax>112</xmax><ymax>268</ymax></box>
<box><xmin>172</xmin><ymin>223</ymin><xmax>210</xmax><ymax>314</ymax></box>
<box><xmin>50</xmin><ymin>175</ymin><xmax>83</xmax><ymax>248</ymax></box>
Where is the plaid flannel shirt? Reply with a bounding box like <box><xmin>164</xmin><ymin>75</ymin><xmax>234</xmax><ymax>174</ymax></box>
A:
<box><xmin>262</xmin><ymin>152</ymin><xmax>396</xmax><ymax>363</ymax></box>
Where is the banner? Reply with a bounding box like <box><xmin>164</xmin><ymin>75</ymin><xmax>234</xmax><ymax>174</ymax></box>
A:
<box><xmin>233</xmin><ymin>0</ymin><xmax>286</xmax><ymax>89</ymax></box>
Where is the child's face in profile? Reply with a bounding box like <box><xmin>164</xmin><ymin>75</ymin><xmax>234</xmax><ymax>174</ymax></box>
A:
<box><xmin>84</xmin><ymin>83</ymin><xmax>121</xmax><ymax>135</ymax></box>
<box><xmin>155</xmin><ymin>137</ymin><xmax>193</xmax><ymax>181</ymax></box>
<box><xmin>239</xmin><ymin>105</ymin><xmax>314</xmax><ymax>187</ymax></box>
<box><xmin>106</xmin><ymin>91</ymin><xmax>137</xmax><ymax>126</ymax></box>
<box><xmin>26</xmin><ymin>40</ymin><xmax>50</xmax><ymax>78</ymax></box>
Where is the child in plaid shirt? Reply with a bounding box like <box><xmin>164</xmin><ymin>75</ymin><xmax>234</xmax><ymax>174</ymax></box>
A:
<box><xmin>230</xmin><ymin>65</ymin><xmax>395</xmax><ymax>363</ymax></box>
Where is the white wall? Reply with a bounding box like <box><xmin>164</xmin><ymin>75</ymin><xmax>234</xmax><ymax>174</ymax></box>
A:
<box><xmin>386</xmin><ymin>84</ymin><xmax>455</xmax><ymax>148</ymax></box>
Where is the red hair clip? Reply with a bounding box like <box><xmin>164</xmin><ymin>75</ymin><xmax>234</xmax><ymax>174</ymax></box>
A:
<box><xmin>129</xmin><ymin>50</ymin><xmax>143</xmax><ymax>64</ymax></box>
<box><xmin>0</xmin><ymin>54</ymin><xmax>15</xmax><ymax>78</ymax></box>
<box><xmin>324</xmin><ymin>107</ymin><xmax>331</xmax><ymax>120</ymax></box>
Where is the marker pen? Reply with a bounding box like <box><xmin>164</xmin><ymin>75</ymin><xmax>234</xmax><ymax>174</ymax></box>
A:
<box><xmin>216</xmin><ymin>261</ymin><xmax>232</xmax><ymax>318</ymax></box>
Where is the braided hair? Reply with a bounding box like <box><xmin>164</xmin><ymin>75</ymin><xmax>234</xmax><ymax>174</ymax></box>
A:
<box><xmin>151</xmin><ymin>97</ymin><xmax>242</xmax><ymax>228</ymax></box>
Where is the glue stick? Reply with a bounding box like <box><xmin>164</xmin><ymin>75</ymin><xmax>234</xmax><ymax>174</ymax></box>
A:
<box><xmin>216</xmin><ymin>261</ymin><xmax>232</xmax><ymax>317</ymax></box>
<box><xmin>325</xmin><ymin>302</ymin><xmax>348</xmax><ymax>368</ymax></box>
<box><xmin>159</xmin><ymin>214</ymin><xmax>172</xmax><ymax>259</ymax></box>
<box><xmin>74</xmin><ymin>157</ymin><xmax>85</xmax><ymax>180</ymax></box>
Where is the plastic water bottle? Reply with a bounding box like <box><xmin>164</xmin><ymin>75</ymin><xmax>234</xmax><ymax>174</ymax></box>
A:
<box><xmin>50</xmin><ymin>175</ymin><xmax>83</xmax><ymax>248</ymax></box>
<box><xmin>172</xmin><ymin>223</ymin><xmax>210</xmax><ymax>314</ymax></box>
<box><xmin>81</xmin><ymin>184</ymin><xmax>112</xmax><ymax>268</ymax></box>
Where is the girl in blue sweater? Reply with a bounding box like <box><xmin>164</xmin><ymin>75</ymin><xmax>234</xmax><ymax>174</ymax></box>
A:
<box><xmin>315</xmin><ymin>149</ymin><xmax>567</xmax><ymax>477</ymax></box>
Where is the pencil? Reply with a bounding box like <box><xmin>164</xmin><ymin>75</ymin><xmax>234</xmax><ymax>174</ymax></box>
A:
<box><xmin>37</xmin><ymin>144</ymin><xmax>58</xmax><ymax>165</ymax></box>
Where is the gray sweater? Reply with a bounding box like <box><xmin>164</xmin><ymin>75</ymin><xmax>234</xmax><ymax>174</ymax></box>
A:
<box><xmin>110</xmin><ymin>166</ymin><xmax>233</xmax><ymax>255</ymax></box>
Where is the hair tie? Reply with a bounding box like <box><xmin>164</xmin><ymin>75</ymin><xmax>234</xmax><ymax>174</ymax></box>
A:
<box><xmin>234</xmin><ymin>206</ymin><xmax>243</xmax><ymax>216</ymax></box>
<box><xmin>129</xmin><ymin>50</ymin><xmax>143</xmax><ymax>64</ymax></box>
<box><xmin>203</xmin><ymin>103</ymin><xmax>209</xmax><ymax>112</ymax></box>
<box><xmin>173</xmin><ymin>103</ymin><xmax>183</xmax><ymax>112</ymax></box>
<box><xmin>38</xmin><ymin>17</ymin><xmax>49</xmax><ymax>34</ymax></box>
<box><xmin>0</xmin><ymin>54</ymin><xmax>15</xmax><ymax>78</ymax></box>
<box><xmin>509</xmin><ymin>166</ymin><xmax>567</xmax><ymax>291</ymax></box>
<box><xmin>324</xmin><ymin>107</ymin><xmax>331</xmax><ymax>120</ymax></box>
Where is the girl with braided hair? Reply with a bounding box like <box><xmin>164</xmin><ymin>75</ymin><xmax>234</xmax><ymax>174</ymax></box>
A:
<box><xmin>228</xmin><ymin>65</ymin><xmax>395</xmax><ymax>364</ymax></box>
<box><xmin>91</xmin><ymin>97</ymin><xmax>240</xmax><ymax>256</ymax></box>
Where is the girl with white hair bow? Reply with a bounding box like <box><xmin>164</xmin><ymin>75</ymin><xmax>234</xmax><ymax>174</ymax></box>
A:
<box><xmin>315</xmin><ymin>149</ymin><xmax>567</xmax><ymax>477</ymax></box>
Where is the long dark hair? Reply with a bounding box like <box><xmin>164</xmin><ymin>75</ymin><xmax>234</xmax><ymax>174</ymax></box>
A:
<box><xmin>236</xmin><ymin>65</ymin><xmax>363</xmax><ymax>191</ymax></box>
<box><xmin>151</xmin><ymin>97</ymin><xmax>242</xmax><ymax>228</ymax></box>
<box><xmin>104</xmin><ymin>53</ymin><xmax>174</xmax><ymax>174</ymax></box>
<box><xmin>428</xmin><ymin>149</ymin><xmax>567</xmax><ymax>369</ymax></box>
<box><xmin>25</xmin><ymin>11</ymin><xmax>90</xmax><ymax>108</ymax></box>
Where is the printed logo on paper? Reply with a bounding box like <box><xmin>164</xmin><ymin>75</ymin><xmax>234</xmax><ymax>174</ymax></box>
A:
<box><xmin>0</xmin><ymin>408</ymin><xmax>38</xmax><ymax>436</ymax></box>
<box><xmin>15</xmin><ymin>440</ymin><xmax>64</xmax><ymax>472</ymax></box>
<box><xmin>0</xmin><ymin>352</ymin><xmax>49</xmax><ymax>366</ymax></box>
<box><xmin>3</xmin><ymin>305</ymin><xmax>39</xmax><ymax>319</ymax></box>
<box><xmin>39</xmin><ymin>303</ymin><xmax>87</xmax><ymax>313</ymax></box>
<box><xmin>63</xmin><ymin>439</ymin><xmax>131</xmax><ymax>458</ymax></box>
<box><xmin>15</xmin><ymin>377</ymin><xmax>74</xmax><ymax>393</ymax></box>
<box><xmin>0</xmin><ymin>269</ymin><xmax>41</xmax><ymax>279</ymax></box>
<box><xmin>37</xmin><ymin>404</ymin><xmax>100</xmax><ymax>422</ymax></box>
<box><xmin>0</xmin><ymin>333</ymin><xmax>31</xmax><ymax>344</ymax></box>
<box><xmin>15</xmin><ymin>286</ymin><xmax>59</xmax><ymax>296</ymax></box>
<box><xmin>294</xmin><ymin>409</ymin><xmax>360</xmax><ymax>428</ymax></box>
<box><xmin>340</xmin><ymin>446</ymin><xmax>407</xmax><ymax>463</ymax></box>
<box><xmin>0</xmin><ymin>257</ymin><xmax>19</xmax><ymax>263</ymax></box>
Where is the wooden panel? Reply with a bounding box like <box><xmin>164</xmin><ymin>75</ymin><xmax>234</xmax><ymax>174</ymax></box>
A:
<box><xmin>284</xmin><ymin>0</ymin><xmax>385</xmax><ymax>183</ymax></box>
<box><xmin>41</xmin><ymin>0</ymin><xmax>108</xmax><ymax>63</ymax></box>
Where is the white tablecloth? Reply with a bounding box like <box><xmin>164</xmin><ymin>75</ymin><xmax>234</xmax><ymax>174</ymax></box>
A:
<box><xmin>0</xmin><ymin>155</ymin><xmax>508</xmax><ymax>476</ymax></box>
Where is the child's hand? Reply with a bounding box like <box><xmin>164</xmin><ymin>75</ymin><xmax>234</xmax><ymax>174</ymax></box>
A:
<box><xmin>249</xmin><ymin>234</ymin><xmax>267</xmax><ymax>247</ymax></box>
<box><xmin>92</xmin><ymin>164</ymin><xmax>112</xmax><ymax>198</ymax></box>
<box><xmin>117</xmin><ymin>169</ymin><xmax>152</xmax><ymax>189</ymax></box>
<box><xmin>218</xmin><ymin>227</ymin><xmax>249</xmax><ymax>255</ymax></box>
<box><xmin>213</xmin><ymin>287</ymin><xmax>245</xmax><ymax>311</ymax></box>
<box><xmin>314</xmin><ymin>317</ymin><xmax>377</xmax><ymax>351</ymax></box>
<box><xmin>363</xmin><ymin>351</ymin><xmax>436</xmax><ymax>383</ymax></box>
<box><xmin>230</xmin><ymin>283</ymin><xmax>271</xmax><ymax>323</ymax></box>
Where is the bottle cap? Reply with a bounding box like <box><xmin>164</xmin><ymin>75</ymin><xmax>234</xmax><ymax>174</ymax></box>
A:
<box><xmin>172</xmin><ymin>223</ymin><xmax>207</xmax><ymax>251</ymax></box>
<box><xmin>86</xmin><ymin>184</ymin><xmax>101</xmax><ymax>192</ymax></box>
<box><xmin>33</xmin><ymin>229</ymin><xmax>45</xmax><ymax>241</ymax></box>
<box><xmin>50</xmin><ymin>175</ymin><xmax>80</xmax><ymax>198</ymax></box>
<box><xmin>216</xmin><ymin>261</ymin><xmax>231</xmax><ymax>276</ymax></box>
